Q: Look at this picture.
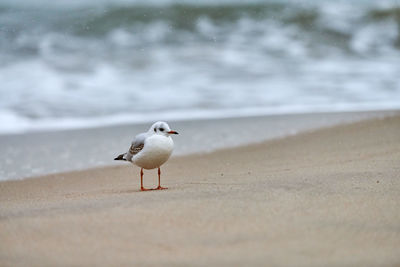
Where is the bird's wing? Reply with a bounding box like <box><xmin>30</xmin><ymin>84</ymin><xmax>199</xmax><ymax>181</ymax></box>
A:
<box><xmin>124</xmin><ymin>133</ymin><xmax>147</xmax><ymax>161</ymax></box>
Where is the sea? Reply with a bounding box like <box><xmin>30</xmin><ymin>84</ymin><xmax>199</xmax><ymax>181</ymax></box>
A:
<box><xmin>1</xmin><ymin>0</ymin><xmax>400</xmax><ymax>134</ymax></box>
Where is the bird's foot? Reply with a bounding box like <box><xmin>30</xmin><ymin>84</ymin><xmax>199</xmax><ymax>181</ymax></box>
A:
<box><xmin>155</xmin><ymin>186</ymin><xmax>168</xmax><ymax>190</ymax></box>
<box><xmin>141</xmin><ymin>187</ymin><xmax>155</xmax><ymax>191</ymax></box>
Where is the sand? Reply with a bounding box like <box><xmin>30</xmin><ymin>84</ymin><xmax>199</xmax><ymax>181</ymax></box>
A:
<box><xmin>1</xmin><ymin>115</ymin><xmax>400</xmax><ymax>266</ymax></box>
<box><xmin>1</xmin><ymin>110</ymin><xmax>395</xmax><ymax>181</ymax></box>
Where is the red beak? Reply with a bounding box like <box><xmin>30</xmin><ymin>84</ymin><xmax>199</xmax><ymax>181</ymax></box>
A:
<box><xmin>167</xmin><ymin>130</ymin><xmax>179</xmax><ymax>135</ymax></box>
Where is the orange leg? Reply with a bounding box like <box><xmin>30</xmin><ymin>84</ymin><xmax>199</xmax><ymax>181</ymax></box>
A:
<box><xmin>140</xmin><ymin>168</ymin><xmax>152</xmax><ymax>191</ymax></box>
<box><xmin>155</xmin><ymin>167</ymin><xmax>168</xmax><ymax>190</ymax></box>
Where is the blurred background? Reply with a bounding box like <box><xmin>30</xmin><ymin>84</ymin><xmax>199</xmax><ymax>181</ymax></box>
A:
<box><xmin>1</xmin><ymin>0</ymin><xmax>399</xmax><ymax>134</ymax></box>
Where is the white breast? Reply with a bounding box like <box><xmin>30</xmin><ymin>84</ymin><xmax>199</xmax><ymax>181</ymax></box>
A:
<box><xmin>132</xmin><ymin>135</ymin><xmax>174</xmax><ymax>170</ymax></box>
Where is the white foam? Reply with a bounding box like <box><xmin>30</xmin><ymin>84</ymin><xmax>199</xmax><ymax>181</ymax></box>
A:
<box><xmin>1</xmin><ymin>102</ymin><xmax>400</xmax><ymax>135</ymax></box>
<box><xmin>1</xmin><ymin>0</ymin><xmax>400</xmax><ymax>135</ymax></box>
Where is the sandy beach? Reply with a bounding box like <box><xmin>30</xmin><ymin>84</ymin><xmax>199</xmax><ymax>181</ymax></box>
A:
<box><xmin>1</xmin><ymin>111</ymin><xmax>395</xmax><ymax>181</ymax></box>
<box><xmin>1</xmin><ymin>114</ymin><xmax>400</xmax><ymax>266</ymax></box>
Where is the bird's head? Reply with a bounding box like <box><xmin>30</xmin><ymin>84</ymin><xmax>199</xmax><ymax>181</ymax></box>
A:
<box><xmin>149</xmin><ymin>121</ymin><xmax>179</xmax><ymax>136</ymax></box>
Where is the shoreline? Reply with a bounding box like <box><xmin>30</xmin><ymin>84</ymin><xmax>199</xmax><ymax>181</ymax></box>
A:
<box><xmin>1</xmin><ymin>109</ymin><xmax>398</xmax><ymax>181</ymax></box>
<box><xmin>1</xmin><ymin>114</ymin><xmax>399</xmax><ymax>266</ymax></box>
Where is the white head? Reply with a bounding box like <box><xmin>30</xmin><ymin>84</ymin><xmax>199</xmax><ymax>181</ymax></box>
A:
<box><xmin>148</xmin><ymin>121</ymin><xmax>179</xmax><ymax>136</ymax></box>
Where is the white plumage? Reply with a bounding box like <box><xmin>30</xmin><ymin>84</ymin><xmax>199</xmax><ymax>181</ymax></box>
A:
<box><xmin>114</xmin><ymin>121</ymin><xmax>178</xmax><ymax>191</ymax></box>
<box><xmin>132</xmin><ymin>133</ymin><xmax>174</xmax><ymax>170</ymax></box>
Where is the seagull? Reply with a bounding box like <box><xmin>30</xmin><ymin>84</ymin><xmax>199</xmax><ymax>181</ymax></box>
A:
<box><xmin>114</xmin><ymin>121</ymin><xmax>178</xmax><ymax>191</ymax></box>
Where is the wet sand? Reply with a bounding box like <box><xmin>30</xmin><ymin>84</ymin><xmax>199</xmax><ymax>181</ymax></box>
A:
<box><xmin>1</xmin><ymin>115</ymin><xmax>400</xmax><ymax>266</ymax></box>
<box><xmin>1</xmin><ymin>110</ymin><xmax>395</xmax><ymax>181</ymax></box>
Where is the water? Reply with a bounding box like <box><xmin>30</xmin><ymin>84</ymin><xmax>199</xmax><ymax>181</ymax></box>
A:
<box><xmin>1</xmin><ymin>0</ymin><xmax>400</xmax><ymax>134</ymax></box>
<box><xmin>1</xmin><ymin>111</ymin><xmax>396</xmax><ymax>181</ymax></box>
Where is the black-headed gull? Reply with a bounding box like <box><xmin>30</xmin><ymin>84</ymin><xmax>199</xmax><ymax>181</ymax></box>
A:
<box><xmin>114</xmin><ymin>121</ymin><xmax>178</xmax><ymax>191</ymax></box>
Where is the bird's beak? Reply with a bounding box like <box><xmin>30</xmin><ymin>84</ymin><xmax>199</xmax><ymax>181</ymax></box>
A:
<box><xmin>167</xmin><ymin>130</ymin><xmax>179</xmax><ymax>135</ymax></box>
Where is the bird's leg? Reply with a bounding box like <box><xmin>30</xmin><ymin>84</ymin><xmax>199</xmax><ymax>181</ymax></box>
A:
<box><xmin>155</xmin><ymin>167</ymin><xmax>168</xmax><ymax>190</ymax></box>
<box><xmin>140</xmin><ymin>168</ymin><xmax>152</xmax><ymax>191</ymax></box>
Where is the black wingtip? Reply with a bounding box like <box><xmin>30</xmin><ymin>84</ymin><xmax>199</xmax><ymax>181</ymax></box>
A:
<box><xmin>114</xmin><ymin>154</ymin><xmax>126</xmax><ymax>161</ymax></box>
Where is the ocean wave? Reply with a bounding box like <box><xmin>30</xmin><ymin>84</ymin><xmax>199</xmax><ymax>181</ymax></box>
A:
<box><xmin>2</xmin><ymin>102</ymin><xmax>400</xmax><ymax>135</ymax></box>
<box><xmin>0</xmin><ymin>0</ymin><xmax>399</xmax><ymax>134</ymax></box>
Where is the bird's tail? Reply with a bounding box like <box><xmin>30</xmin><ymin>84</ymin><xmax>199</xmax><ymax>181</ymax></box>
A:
<box><xmin>114</xmin><ymin>153</ymin><xmax>127</xmax><ymax>161</ymax></box>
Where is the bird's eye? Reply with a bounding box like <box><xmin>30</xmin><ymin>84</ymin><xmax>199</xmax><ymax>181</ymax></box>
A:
<box><xmin>159</xmin><ymin>128</ymin><xmax>164</xmax><ymax>132</ymax></box>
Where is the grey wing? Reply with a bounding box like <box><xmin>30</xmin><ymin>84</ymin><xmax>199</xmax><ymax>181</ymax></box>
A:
<box><xmin>124</xmin><ymin>133</ymin><xmax>146</xmax><ymax>161</ymax></box>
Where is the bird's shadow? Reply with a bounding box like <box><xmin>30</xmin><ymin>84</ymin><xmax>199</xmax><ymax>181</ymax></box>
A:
<box><xmin>101</xmin><ymin>187</ymin><xmax>167</xmax><ymax>195</ymax></box>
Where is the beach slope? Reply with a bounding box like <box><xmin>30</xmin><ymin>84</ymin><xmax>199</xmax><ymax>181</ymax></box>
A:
<box><xmin>1</xmin><ymin>115</ymin><xmax>400</xmax><ymax>266</ymax></box>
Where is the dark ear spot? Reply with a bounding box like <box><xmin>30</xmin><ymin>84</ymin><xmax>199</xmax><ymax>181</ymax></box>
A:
<box><xmin>154</xmin><ymin>128</ymin><xmax>157</xmax><ymax>132</ymax></box>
